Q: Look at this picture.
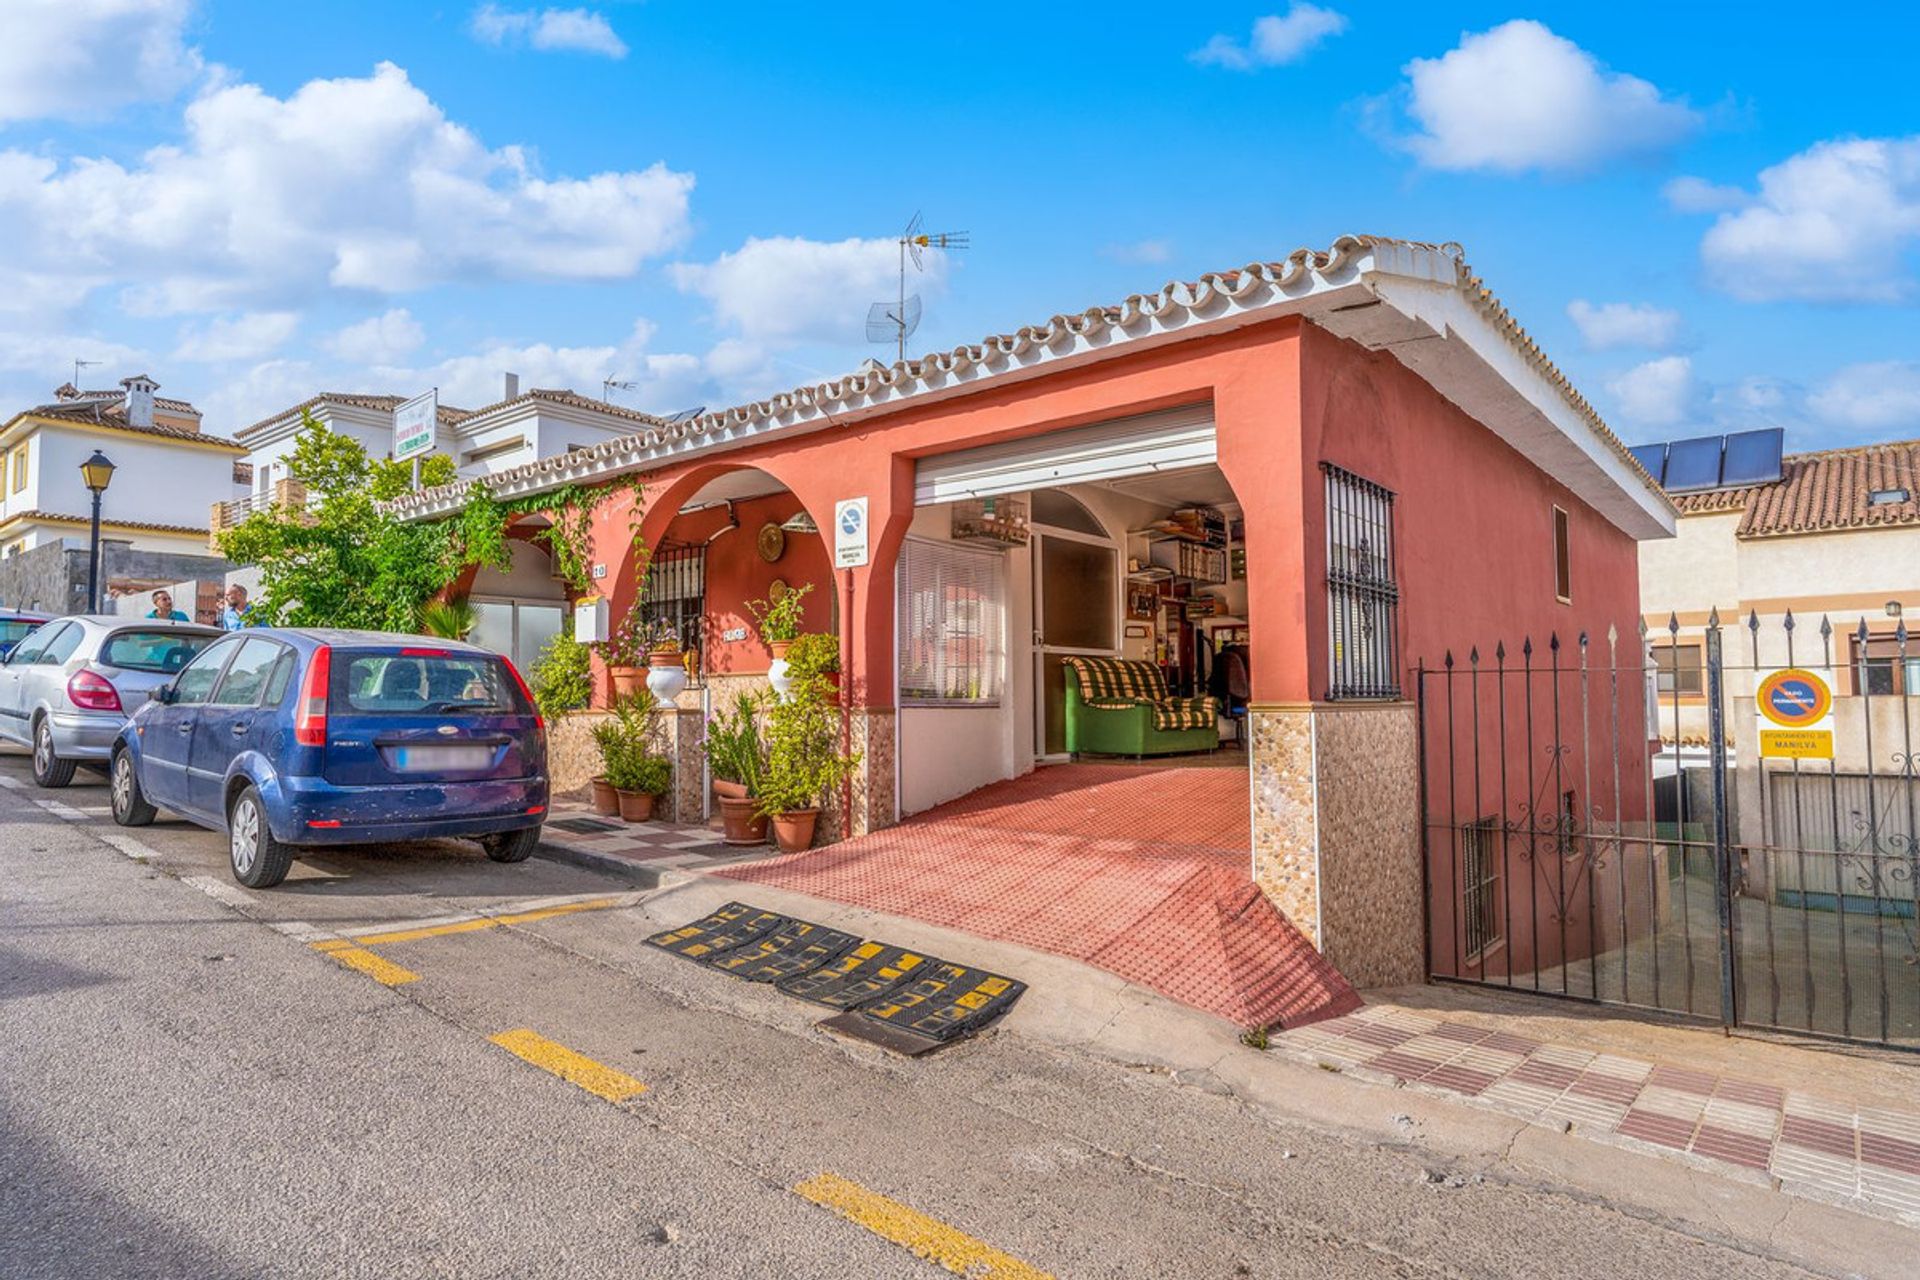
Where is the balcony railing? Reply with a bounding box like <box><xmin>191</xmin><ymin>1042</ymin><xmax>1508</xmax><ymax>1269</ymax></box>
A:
<box><xmin>209</xmin><ymin>478</ymin><xmax>307</xmax><ymax>550</ymax></box>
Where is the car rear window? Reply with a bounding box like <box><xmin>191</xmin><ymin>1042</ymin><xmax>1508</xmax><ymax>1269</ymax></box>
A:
<box><xmin>0</xmin><ymin>618</ymin><xmax>46</xmax><ymax>648</ymax></box>
<box><xmin>335</xmin><ymin>652</ymin><xmax>526</xmax><ymax>716</ymax></box>
<box><xmin>100</xmin><ymin>629</ymin><xmax>217</xmax><ymax>674</ymax></box>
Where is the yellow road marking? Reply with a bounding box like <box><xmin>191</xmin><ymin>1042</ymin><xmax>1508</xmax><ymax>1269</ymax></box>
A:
<box><xmin>489</xmin><ymin>1028</ymin><xmax>647</xmax><ymax>1102</ymax></box>
<box><xmin>792</xmin><ymin>1172</ymin><xmax>1055</xmax><ymax>1280</ymax></box>
<box><xmin>348</xmin><ymin>898</ymin><xmax>623</xmax><ymax>947</ymax></box>
<box><xmin>318</xmin><ymin>944</ymin><xmax>420</xmax><ymax>987</ymax></box>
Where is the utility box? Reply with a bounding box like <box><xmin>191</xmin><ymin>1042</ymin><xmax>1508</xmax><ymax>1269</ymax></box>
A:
<box><xmin>573</xmin><ymin>595</ymin><xmax>609</xmax><ymax>644</ymax></box>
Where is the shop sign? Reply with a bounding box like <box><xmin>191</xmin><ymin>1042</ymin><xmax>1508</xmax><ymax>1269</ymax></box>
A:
<box><xmin>393</xmin><ymin>388</ymin><xmax>437</xmax><ymax>462</ymax></box>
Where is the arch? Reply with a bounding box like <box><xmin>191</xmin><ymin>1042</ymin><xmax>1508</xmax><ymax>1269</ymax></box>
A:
<box><xmin>1029</xmin><ymin>488</ymin><xmax>1109</xmax><ymax>538</ymax></box>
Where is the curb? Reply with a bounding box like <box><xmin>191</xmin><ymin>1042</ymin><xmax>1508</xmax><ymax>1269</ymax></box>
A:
<box><xmin>534</xmin><ymin>838</ymin><xmax>696</xmax><ymax>890</ymax></box>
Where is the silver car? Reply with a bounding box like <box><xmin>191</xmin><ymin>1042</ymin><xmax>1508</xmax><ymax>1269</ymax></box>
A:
<box><xmin>0</xmin><ymin>615</ymin><xmax>222</xmax><ymax>787</ymax></box>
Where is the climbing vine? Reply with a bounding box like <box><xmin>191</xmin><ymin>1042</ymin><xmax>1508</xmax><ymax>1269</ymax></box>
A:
<box><xmin>455</xmin><ymin>474</ymin><xmax>646</xmax><ymax>596</ymax></box>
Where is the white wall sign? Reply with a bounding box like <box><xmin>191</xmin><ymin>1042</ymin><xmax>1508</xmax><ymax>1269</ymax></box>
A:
<box><xmin>834</xmin><ymin>496</ymin><xmax>869</xmax><ymax>569</ymax></box>
<box><xmin>393</xmin><ymin>388</ymin><xmax>438</xmax><ymax>463</ymax></box>
<box><xmin>574</xmin><ymin>596</ymin><xmax>609</xmax><ymax>644</ymax></box>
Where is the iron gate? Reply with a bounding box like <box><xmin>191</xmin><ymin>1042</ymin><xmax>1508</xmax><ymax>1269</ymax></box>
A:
<box><xmin>1416</xmin><ymin>611</ymin><xmax>1920</xmax><ymax>1050</ymax></box>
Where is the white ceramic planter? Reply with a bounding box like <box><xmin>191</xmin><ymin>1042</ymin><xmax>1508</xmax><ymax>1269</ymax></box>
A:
<box><xmin>646</xmin><ymin>661</ymin><xmax>689</xmax><ymax>704</ymax></box>
<box><xmin>767</xmin><ymin>656</ymin><xmax>793</xmax><ymax>701</ymax></box>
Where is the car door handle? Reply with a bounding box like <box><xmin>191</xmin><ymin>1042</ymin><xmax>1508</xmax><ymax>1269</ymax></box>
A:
<box><xmin>177</xmin><ymin>722</ymin><xmax>193</xmax><ymax>734</ymax></box>
<box><xmin>230</xmin><ymin>720</ymin><xmax>252</xmax><ymax>735</ymax></box>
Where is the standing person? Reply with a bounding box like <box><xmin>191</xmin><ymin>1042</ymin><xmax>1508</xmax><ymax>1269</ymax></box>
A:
<box><xmin>146</xmin><ymin>589</ymin><xmax>189</xmax><ymax>622</ymax></box>
<box><xmin>220</xmin><ymin>584</ymin><xmax>253</xmax><ymax>631</ymax></box>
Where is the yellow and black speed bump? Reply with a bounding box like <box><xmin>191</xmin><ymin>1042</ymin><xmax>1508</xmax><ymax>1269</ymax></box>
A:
<box><xmin>774</xmin><ymin>942</ymin><xmax>931</xmax><ymax>1010</ymax></box>
<box><xmin>646</xmin><ymin>902</ymin><xmax>787</xmax><ymax>960</ymax></box>
<box><xmin>855</xmin><ymin>963</ymin><xmax>1027</xmax><ymax>1043</ymax></box>
<box><xmin>703</xmin><ymin>919</ymin><xmax>861</xmax><ymax>983</ymax></box>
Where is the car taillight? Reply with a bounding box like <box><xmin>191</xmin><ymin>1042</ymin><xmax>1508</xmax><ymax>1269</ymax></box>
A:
<box><xmin>295</xmin><ymin>645</ymin><xmax>331</xmax><ymax>747</ymax></box>
<box><xmin>67</xmin><ymin>669</ymin><xmax>122</xmax><ymax>713</ymax></box>
<box><xmin>501</xmin><ymin>658</ymin><xmax>543</xmax><ymax>735</ymax></box>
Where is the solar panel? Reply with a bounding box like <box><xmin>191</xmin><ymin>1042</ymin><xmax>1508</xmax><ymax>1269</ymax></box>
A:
<box><xmin>1718</xmin><ymin>427</ymin><xmax>1785</xmax><ymax>487</ymax></box>
<box><xmin>1627</xmin><ymin>443</ymin><xmax>1668</xmax><ymax>484</ymax></box>
<box><xmin>1661</xmin><ymin>434</ymin><xmax>1725</xmax><ymax>492</ymax></box>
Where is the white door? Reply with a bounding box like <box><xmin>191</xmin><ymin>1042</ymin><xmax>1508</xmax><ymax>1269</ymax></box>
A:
<box><xmin>1029</xmin><ymin>493</ymin><xmax>1121</xmax><ymax>761</ymax></box>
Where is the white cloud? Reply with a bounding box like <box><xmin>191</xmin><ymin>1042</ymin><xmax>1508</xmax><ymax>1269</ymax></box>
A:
<box><xmin>0</xmin><ymin>62</ymin><xmax>692</xmax><ymax>317</ymax></box>
<box><xmin>1607</xmin><ymin>355</ymin><xmax>1698</xmax><ymax>427</ymax></box>
<box><xmin>1102</xmin><ymin>238</ymin><xmax>1174</xmax><ymax>266</ymax></box>
<box><xmin>469</xmin><ymin>6</ymin><xmax>628</xmax><ymax>58</ymax></box>
<box><xmin>670</xmin><ymin>235</ymin><xmax>949</xmax><ymax>347</ymax></box>
<box><xmin>0</xmin><ymin>0</ymin><xmax>203</xmax><ymax>124</ymax></box>
<box><xmin>1807</xmin><ymin>361</ymin><xmax>1920</xmax><ymax>431</ymax></box>
<box><xmin>1693</xmin><ymin>136</ymin><xmax>1920</xmax><ymax>303</ymax></box>
<box><xmin>1191</xmin><ymin>5</ymin><xmax>1347</xmax><ymax>71</ymax></box>
<box><xmin>1566</xmin><ymin>300</ymin><xmax>1681</xmax><ymax>352</ymax></box>
<box><xmin>1662</xmin><ymin>175</ymin><xmax>1749</xmax><ymax>214</ymax></box>
<box><xmin>1397</xmin><ymin>21</ymin><xmax>1698</xmax><ymax>173</ymax></box>
<box><xmin>172</xmin><ymin>310</ymin><xmax>299</xmax><ymax>362</ymax></box>
<box><xmin>325</xmin><ymin>308</ymin><xmax>426</xmax><ymax>365</ymax></box>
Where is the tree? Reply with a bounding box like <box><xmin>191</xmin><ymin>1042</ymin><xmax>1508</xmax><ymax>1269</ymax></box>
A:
<box><xmin>217</xmin><ymin>412</ymin><xmax>488</xmax><ymax>630</ymax></box>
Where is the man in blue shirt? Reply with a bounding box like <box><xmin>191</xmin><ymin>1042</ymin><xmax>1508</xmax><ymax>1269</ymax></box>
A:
<box><xmin>220</xmin><ymin>584</ymin><xmax>253</xmax><ymax>631</ymax></box>
<box><xmin>146</xmin><ymin>589</ymin><xmax>189</xmax><ymax>622</ymax></box>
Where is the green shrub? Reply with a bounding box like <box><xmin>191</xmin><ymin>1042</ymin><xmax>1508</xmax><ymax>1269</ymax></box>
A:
<box><xmin>529</xmin><ymin>631</ymin><xmax>593</xmax><ymax>718</ymax></box>
<box><xmin>704</xmin><ymin>691</ymin><xmax>767</xmax><ymax>793</ymax></box>
<box><xmin>755</xmin><ymin>670</ymin><xmax>859</xmax><ymax>819</ymax></box>
<box><xmin>418</xmin><ymin>596</ymin><xmax>477</xmax><ymax>641</ymax></box>
<box><xmin>748</xmin><ymin>581</ymin><xmax>813</xmax><ymax>644</ymax></box>
<box><xmin>783</xmin><ymin>631</ymin><xmax>839</xmax><ymax>681</ymax></box>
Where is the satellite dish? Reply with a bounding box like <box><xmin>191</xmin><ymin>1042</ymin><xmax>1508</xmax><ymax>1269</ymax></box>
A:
<box><xmin>866</xmin><ymin>295</ymin><xmax>921</xmax><ymax>345</ymax></box>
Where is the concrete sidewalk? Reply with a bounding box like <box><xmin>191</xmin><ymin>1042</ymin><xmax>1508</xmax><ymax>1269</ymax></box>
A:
<box><xmin>536</xmin><ymin>834</ymin><xmax>1920</xmax><ymax>1271</ymax></box>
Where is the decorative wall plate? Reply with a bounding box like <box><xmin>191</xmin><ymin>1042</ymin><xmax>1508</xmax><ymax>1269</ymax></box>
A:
<box><xmin>756</xmin><ymin>522</ymin><xmax>786</xmax><ymax>563</ymax></box>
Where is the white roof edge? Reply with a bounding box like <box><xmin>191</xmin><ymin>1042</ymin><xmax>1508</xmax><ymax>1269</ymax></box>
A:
<box><xmin>386</xmin><ymin>235</ymin><xmax>1676</xmax><ymax>535</ymax></box>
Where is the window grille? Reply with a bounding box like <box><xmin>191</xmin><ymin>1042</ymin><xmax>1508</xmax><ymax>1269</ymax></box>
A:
<box><xmin>641</xmin><ymin>542</ymin><xmax>706</xmax><ymax>666</ymax></box>
<box><xmin>1323</xmin><ymin>463</ymin><xmax>1400</xmax><ymax>699</ymax></box>
<box><xmin>897</xmin><ymin>537</ymin><xmax>1006</xmax><ymax>706</ymax></box>
<box><xmin>1462</xmin><ymin>817</ymin><xmax>1502</xmax><ymax>960</ymax></box>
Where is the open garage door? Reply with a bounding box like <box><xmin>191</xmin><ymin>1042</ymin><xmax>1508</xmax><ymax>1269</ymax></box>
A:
<box><xmin>913</xmin><ymin>402</ymin><xmax>1215</xmax><ymax>505</ymax></box>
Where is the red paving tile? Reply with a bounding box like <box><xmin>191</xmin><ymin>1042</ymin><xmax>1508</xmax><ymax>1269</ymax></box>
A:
<box><xmin>1861</xmin><ymin>1132</ymin><xmax>1920</xmax><ymax>1175</ymax></box>
<box><xmin>1781</xmin><ymin>1114</ymin><xmax>1857</xmax><ymax>1159</ymax></box>
<box><xmin>1618</xmin><ymin>1109</ymin><xmax>1698</xmax><ymax>1150</ymax></box>
<box><xmin>720</xmin><ymin>764</ymin><xmax>1357</xmax><ymax>1029</ymax></box>
<box><xmin>1691</xmin><ymin>1124</ymin><xmax>1773</xmax><ymax>1170</ymax></box>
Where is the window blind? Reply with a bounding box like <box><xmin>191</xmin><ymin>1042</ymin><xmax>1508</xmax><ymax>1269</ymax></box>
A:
<box><xmin>897</xmin><ymin>537</ymin><xmax>1006</xmax><ymax>706</ymax></box>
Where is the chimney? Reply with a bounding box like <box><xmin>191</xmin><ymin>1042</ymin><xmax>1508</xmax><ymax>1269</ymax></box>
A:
<box><xmin>121</xmin><ymin>374</ymin><xmax>158</xmax><ymax>429</ymax></box>
<box><xmin>502</xmin><ymin>371</ymin><xmax>520</xmax><ymax>401</ymax></box>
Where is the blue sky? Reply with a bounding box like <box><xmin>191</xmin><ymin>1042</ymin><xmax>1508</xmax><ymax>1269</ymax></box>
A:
<box><xmin>3</xmin><ymin>2</ymin><xmax>1917</xmax><ymax>451</ymax></box>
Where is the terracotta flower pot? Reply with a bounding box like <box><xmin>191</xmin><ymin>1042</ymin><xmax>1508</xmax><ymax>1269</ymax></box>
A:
<box><xmin>712</xmin><ymin>778</ymin><xmax>748</xmax><ymax>801</ymax></box>
<box><xmin>767</xmin><ymin>640</ymin><xmax>793</xmax><ymax>660</ymax></box>
<box><xmin>616</xmin><ymin>789</ymin><xmax>657</xmax><ymax>823</ymax></box>
<box><xmin>589</xmin><ymin>776</ymin><xmax>619</xmax><ymax>816</ymax></box>
<box><xmin>719</xmin><ymin>795</ymin><xmax>769</xmax><ymax>846</ymax></box>
<box><xmin>769</xmin><ymin>807</ymin><xmax>819</xmax><ymax>853</ymax></box>
<box><xmin>609</xmin><ymin>666</ymin><xmax>647</xmax><ymax>699</ymax></box>
<box><xmin>648</xmin><ymin>647</ymin><xmax>683</xmax><ymax>667</ymax></box>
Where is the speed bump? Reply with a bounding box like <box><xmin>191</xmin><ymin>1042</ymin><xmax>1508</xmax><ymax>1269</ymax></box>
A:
<box><xmin>857</xmin><ymin>963</ymin><xmax>1027</xmax><ymax>1042</ymax></box>
<box><xmin>705</xmin><ymin>919</ymin><xmax>861</xmax><ymax>982</ymax></box>
<box><xmin>775</xmin><ymin>942</ymin><xmax>930</xmax><ymax>1010</ymax></box>
<box><xmin>646</xmin><ymin>901</ymin><xmax>785</xmax><ymax>959</ymax></box>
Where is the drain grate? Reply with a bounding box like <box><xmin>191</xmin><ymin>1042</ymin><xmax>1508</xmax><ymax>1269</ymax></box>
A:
<box><xmin>550</xmin><ymin>817</ymin><xmax>625</xmax><ymax>835</ymax></box>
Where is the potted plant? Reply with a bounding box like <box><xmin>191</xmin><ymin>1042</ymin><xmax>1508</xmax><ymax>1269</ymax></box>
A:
<box><xmin>587</xmin><ymin>715</ymin><xmax>625</xmax><ymax>816</ymax></box>
<box><xmin>591</xmin><ymin>689</ymin><xmax>657</xmax><ymax>819</ymax></box>
<box><xmin>756</xmin><ymin>659</ymin><xmax>860</xmax><ymax>853</ymax></box>
<box><xmin>644</xmin><ymin>620</ymin><xmax>689</xmax><ymax>703</ymax></box>
<box><xmin>704</xmin><ymin>691</ymin><xmax>769</xmax><ymax>845</ymax></box>
<box><xmin>609</xmin><ymin>751</ymin><xmax>672</xmax><ymax>822</ymax></box>
<box><xmin>783</xmin><ymin>631</ymin><xmax>840</xmax><ymax>693</ymax></box>
<box><xmin>600</xmin><ymin>601</ymin><xmax>651</xmax><ymax>700</ymax></box>
<box><xmin>748</xmin><ymin>582</ymin><xmax>813</xmax><ymax>697</ymax></box>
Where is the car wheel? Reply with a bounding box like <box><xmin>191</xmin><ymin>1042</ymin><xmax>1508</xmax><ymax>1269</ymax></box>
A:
<box><xmin>31</xmin><ymin>715</ymin><xmax>76</xmax><ymax>789</ymax></box>
<box><xmin>227</xmin><ymin>785</ymin><xmax>293</xmax><ymax>889</ymax></box>
<box><xmin>110</xmin><ymin>748</ymin><xmax>156</xmax><ymax>827</ymax></box>
<box><xmin>480</xmin><ymin>826</ymin><xmax>541</xmax><ymax>863</ymax></box>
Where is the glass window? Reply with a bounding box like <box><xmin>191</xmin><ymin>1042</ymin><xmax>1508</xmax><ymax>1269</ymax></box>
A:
<box><xmin>2</xmin><ymin>618</ymin><xmax>48</xmax><ymax>656</ymax></box>
<box><xmin>99</xmin><ymin>629</ymin><xmax>217</xmax><ymax>674</ymax></box>
<box><xmin>1324</xmin><ymin>464</ymin><xmax>1400</xmax><ymax>699</ymax></box>
<box><xmin>897</xmin><ymin>538</ymin><xmax>1006</xmax><ymax>706</ymax></box>
<box><xmin>211</xmin><ymin>639</ymin><xmax>285</xmax><ymax>706</ymax></box>
<box><xmin>261</xmin><ymin>648</ymin><xmax>297</xmax><ymax>706</ymax></box>
<box><xmin>1553</xmin><ymin>506</ymin><xmax>1572</xmax><ymax>602</ymax></box>
<box><xmin>37</xmin><ymin>623</ymin><xmax>83</xmax><ymax>666</ymax></box>
<box><xmin>1853</xmin><ymin>635</ymin><xmax>1920</xmax><ymax>696</ymax></box>
<box><xmin>7</xmin><ymin>621</ymin><xmax>61</xmax><ymax>665</ymax></box>
<box><xmin>173</xmin><ymin>637</ymin><xmax>242</xmax><ymax>705</ymax></box>
<box><xmin>1651</xmin><ymin>643</ymin><xmax>1704</xmax><ymax>696</ymax></box>
<box><xmin>9</xmin><ymin>443</ymin><xmax>26</xmax><ymax>494</ymax></box>
<box><xmin>336</xmin><ymin>652</ymin><xmax>521</xmax><ymax>715</ymax></box>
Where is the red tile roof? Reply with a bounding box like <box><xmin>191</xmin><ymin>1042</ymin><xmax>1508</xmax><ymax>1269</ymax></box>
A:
<box><xmin>14</xmin><ymin>403</ymin><xmax>244</xmax><ymax>450</ymax></box>
<box><xmin>0</xmin><ymin>509</ymin><xmax>210</xmax><ymax>537</ymax></box>
<box><xmin>1674</xmin><ymin>440</ymin><xmax>1920</xmax><ymax>538</ymax></box>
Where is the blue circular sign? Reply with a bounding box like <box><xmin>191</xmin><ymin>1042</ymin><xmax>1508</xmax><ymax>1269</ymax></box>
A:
<box><xmin>839</xmin><ymin>505</ymin><xmax>863</xmax><ymax>536</ymax></box>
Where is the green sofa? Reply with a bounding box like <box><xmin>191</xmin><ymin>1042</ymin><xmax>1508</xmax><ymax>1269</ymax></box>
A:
<box><xmin>1062</xmin><ymin>656</ymin><xmax>1220</xmax><ymax>759</ymax></box>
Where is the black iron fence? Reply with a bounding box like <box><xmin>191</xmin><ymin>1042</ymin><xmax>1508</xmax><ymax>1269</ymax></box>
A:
<box><xmin>1417</xmin><ymin>611</ymin><xmax>1920</xmax><ymax>1051</ymax></box>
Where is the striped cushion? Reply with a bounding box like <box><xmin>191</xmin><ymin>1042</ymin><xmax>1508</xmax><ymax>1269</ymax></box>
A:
<box><xmin>1152</xmin><ymin>695</ymin><xmax>1219</xmax><ymax>731</ymax></box>
<box><xmin>1065</xmin><ymin>657</ymin><xmax>1167</xmax><ymax>704</ymax></box>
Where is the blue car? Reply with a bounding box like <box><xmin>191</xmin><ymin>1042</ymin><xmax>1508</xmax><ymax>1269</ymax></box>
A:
<box><xmin>110</xmin><ymin>628</ymin><xmax>549</xmax><ymax>887</ymax></box>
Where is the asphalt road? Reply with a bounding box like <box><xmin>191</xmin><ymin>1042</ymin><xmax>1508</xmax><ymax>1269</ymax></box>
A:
<box><xmin>0</xmin><ymin>750</ymin><xmax>1861</xmax><ymax>1279</ymax></box>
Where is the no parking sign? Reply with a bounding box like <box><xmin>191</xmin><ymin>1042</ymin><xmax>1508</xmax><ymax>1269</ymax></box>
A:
<box><xmin>1755</xmin><ymin>667</ymin><xmax>1834</xmax><ymax>759</ymax></box>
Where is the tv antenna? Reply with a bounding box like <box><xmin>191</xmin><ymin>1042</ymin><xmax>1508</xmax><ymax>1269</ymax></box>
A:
<box><xmin>72</xmin><ymin>357</ymin><xmax>101</xmax><ymax>388</ymax></box>
<box><xmin>602</xmin><ymin>377</ymin><xmax>638</xmax><ymax>403</ymax></box>
<box><xmin>866</xmin><ymin>212</ymin><xmax>967</xmax><ymax>362</ymax></box>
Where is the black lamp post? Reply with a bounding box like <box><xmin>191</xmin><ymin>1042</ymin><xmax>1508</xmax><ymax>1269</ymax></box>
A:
<box><xmin>79</xmin><ymin>450</ymin><xmax>116</xmax><ymax>613</ymax></box>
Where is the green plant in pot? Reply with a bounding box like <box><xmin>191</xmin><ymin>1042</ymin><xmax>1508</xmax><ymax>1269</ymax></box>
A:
<box><xmin>755</xmin><ymin>645</ymin><xmax>859</xmax><ymax>853</ymax></box>
<box><xmin>747</xmin><ymin>581</ymin><xmax>812</xmax><ymax>658</ymax></box>
<box><xmin>592</xmin><ymin>689</ymin><xmax>661</xmax><ymax>821</ymax></box>
<box><xmin>607</xmin><ymin>750</ymin><xmax>672</xmax><ymax>823</ymax></box>
<box><xmin>704</xmin><ymin>691</ymin><xmax>769</xmax><ymax>845</ymax></box>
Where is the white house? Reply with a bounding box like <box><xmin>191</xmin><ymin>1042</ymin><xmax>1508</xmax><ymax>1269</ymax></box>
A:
<box><xmin>0</xmin><ymin>376</ymin><xmax>248</xmax><ymax>559</ymax></box>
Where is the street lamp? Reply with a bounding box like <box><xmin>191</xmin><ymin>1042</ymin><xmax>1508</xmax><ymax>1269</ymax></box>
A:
<box><xmin>79</xmin><ymin>450</ymin><xmax>115</xmax><ymax>613</ymax></box>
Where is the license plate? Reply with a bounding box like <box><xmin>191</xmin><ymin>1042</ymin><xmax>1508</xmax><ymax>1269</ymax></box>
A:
<box><xmin>391</xmin><ymin>745</ymin><xmax>495</xmax><ymax>773</ymax></box>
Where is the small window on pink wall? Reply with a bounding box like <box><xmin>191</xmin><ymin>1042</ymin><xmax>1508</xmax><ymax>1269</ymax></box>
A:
<box><xmin>1552</xmin><ymin>505</ymin><xmax>1572</xmax><ymax>603</ymax></box>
